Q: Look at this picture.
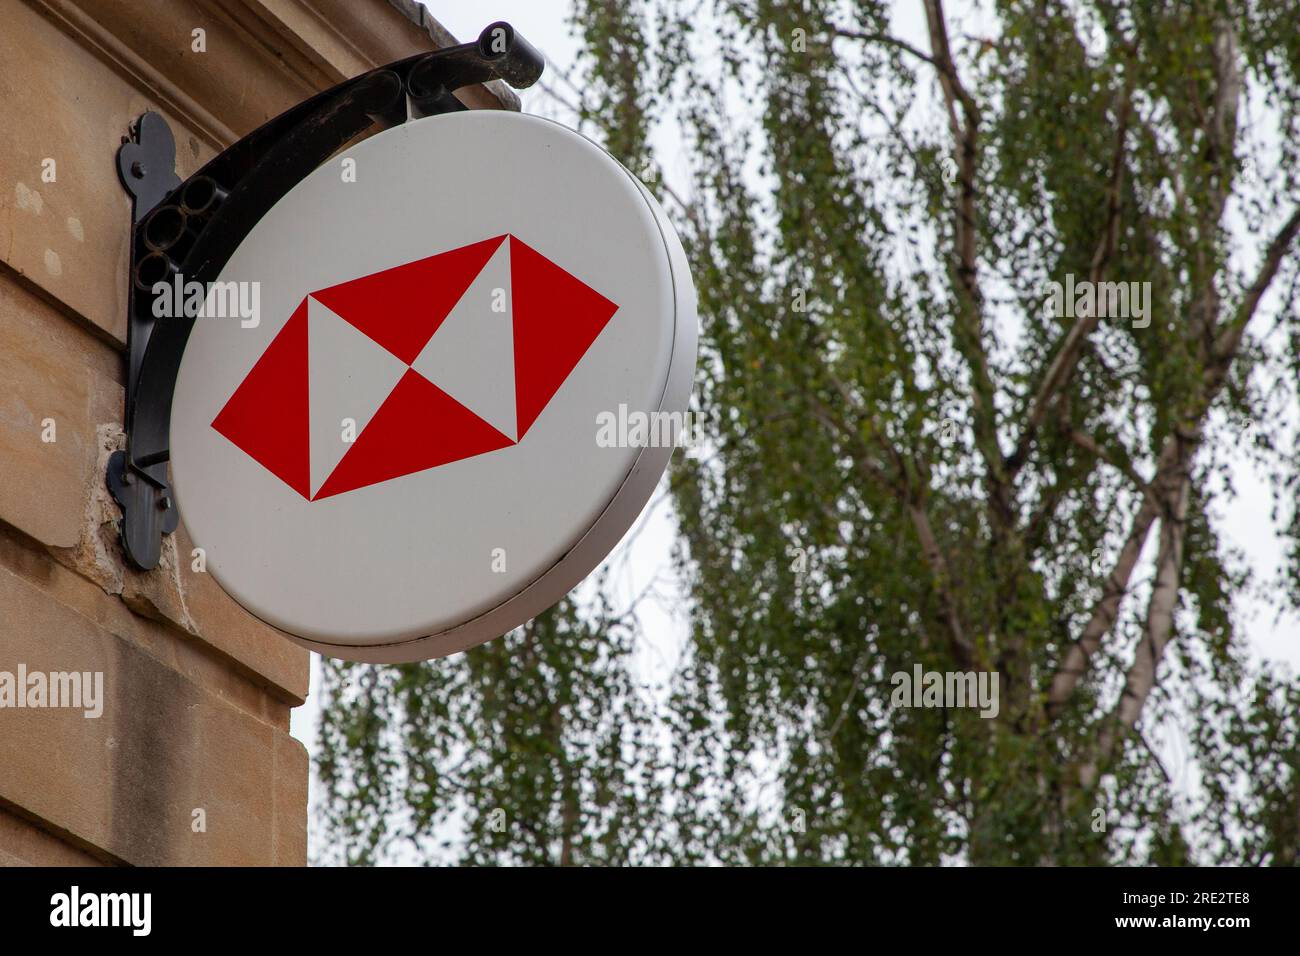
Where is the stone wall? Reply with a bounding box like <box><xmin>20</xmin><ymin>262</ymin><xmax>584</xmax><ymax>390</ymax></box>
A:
<box><xmin>0</xmin><ymin>0</ymin><xmax>512</xmax><ymax>866</ymax></box>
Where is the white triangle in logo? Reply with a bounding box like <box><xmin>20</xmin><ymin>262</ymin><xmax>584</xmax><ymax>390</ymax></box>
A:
<box><xmin>411</xmin><ymin>239</ymin><xmax>517</xmax><ymax>440</ymax></box>
<box><xmin>307</xmin><ymin>296</ymin><xmax>408</xmax><ymax>497</ymax></box>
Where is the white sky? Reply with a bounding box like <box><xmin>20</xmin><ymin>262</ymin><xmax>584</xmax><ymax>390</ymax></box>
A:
<box><xmin>292</xmin><ymin>0</ymin><xmax>1300</xmax><ymax>855</ymax></box>
<box><xmin>424</xmin><ymin>0</ymin><xmax>1300</xmax><ymax>672</ymax></box>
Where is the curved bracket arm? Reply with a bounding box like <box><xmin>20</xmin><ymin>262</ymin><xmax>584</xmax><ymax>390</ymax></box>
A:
<box><xmin>109</xmin><ymin>22</ymin><xmax>543</xmax><ymax>569</ymax></box>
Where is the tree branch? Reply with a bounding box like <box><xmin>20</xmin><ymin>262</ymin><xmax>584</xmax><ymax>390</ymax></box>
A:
<box><xmin>1084</xmin><ymin>470</ymin><xmax>1191</xmax><ymax>786</ymax></box>
<box><xmin>1045</xmin><ymin>487</ymin><xmax>1160</xmax><ymax>722</ymax></box>
<box><xmin>1006</xmin><ymin>87</ymin><xmax>1131</xmax><ymax>476</ymax></box>
<box><xmin>1066</xmin><ymin>428</ymin><xmax>1160</xmax><ymax>511</ymax></box>
<box><xmin>1044</xmin><ymin>190</ymin><xmax>1298</xmax><ymax>721</ymax></box>
<box><xmin>1212</xmin><ymin>206</ymin><xmax>1300</xmax><ymax>367</ymax></box>
<box><xmin>906</xmin><ymin>498</ymin><xmax>977</xmax><ymax>669</ymax></box>
<box><xmin>831</xmin><ymin>27</ymin><xmax>937</xmax><ymax>67</ymax></box>
<box><xmin>804</xmin><ymin>374</ymin><xmax>973</xmax><ymax>669</ymax></box>
<box><xmin>921</xmin><ymin>0</ymin><xmax>1011</xmax><ymax>531</ymax></box>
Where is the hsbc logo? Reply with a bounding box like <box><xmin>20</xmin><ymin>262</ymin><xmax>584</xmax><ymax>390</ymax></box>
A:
<box><xmin>169</xmin><ymin>110</ymin><xmax>695</xmax><ymax>658</ymax></box>
<box><xmin>211</xmin><ymin>234</ymin><xmax>619</xmax><ymax>500</ymax></box>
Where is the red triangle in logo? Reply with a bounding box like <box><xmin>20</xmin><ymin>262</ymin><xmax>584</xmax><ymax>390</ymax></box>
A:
<box><xmin>211</xmin><ymin>298</ymin><xmax>311</xmax><ymax>498</ymax></box>
<box><xmin>312</xmin><ymin>234</ymin><xmax>507</xmax><ymax>364</ymax></box>
<box><xmin>510</xmin><ymin>236</ymin><xmax>619</xmax><ymax>438</ymax></box>
<box><xmin>313</xmin><ymin>368</ymin><xmax>514</xmax><ymax>500</ymax></box>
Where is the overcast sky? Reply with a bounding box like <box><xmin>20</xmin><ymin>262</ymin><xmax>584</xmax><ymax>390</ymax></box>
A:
<box><xmin>427</xmin><ymin>0</ymin><xmax>1300</xmax><ymax>670</ymax></box>
<box><xmin>292</xmin><ymin>1</ymin><xmax>1300</xmax><ymax>852</ymax></box>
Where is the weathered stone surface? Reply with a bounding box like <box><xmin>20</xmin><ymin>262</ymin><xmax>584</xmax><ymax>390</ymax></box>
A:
<box><xmin>0</xmin><ymin>805</ymin><xmax>106</xmax><ymax>866</ymax></box>
<box><xmin>40</xmin><ymin>421</ymin><xmax>309</xmax><ymax>705</ymax></box>
<box><xmin>0</xmin><ymin>561</ymin><xmax>307</xmax><ymax>865</ymax></box>
<box><xmin>0</xmin><ymin>1</ymin><xmax>193</xmax><ymax>342</ymax></box>
<box><xmin>272</xmin><ymin>728</ymin><xmax>310</xmax><ymax>864</ymax></box>
<box><xmin>0</xmin><ymin>273</ymin><xmax>121</xmax><ymax>548</ymax></box>
<box><xmin>0</xmin><ymin>521</ymin><xmax>294</xmax><ymax>731</ymax></box>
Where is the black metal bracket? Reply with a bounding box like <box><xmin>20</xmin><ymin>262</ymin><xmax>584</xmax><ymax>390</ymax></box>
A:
<box><xmin>109</xmin><ymin>22</ymin><xmax>543</xmax><ymax>570</ymax></box>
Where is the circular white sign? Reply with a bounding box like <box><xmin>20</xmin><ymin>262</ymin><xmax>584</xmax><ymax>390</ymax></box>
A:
<box><xmin>170</xmin><ymin>110</ymin><xmax>697</xmax><ymax>662</ymax></box>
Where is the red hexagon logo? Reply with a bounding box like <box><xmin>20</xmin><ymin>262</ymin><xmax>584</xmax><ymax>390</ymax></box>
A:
<box><xmin>210</xmin><ymin>234</ymin><xmax>619</xmax><ymax>499</ymax></box>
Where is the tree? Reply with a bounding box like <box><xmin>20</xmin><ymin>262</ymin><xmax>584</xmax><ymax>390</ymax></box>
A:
<box><xmin>317</xmin><ymin>0</ymin><xmax>1300</xmax><ymax>865</ymax></box>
